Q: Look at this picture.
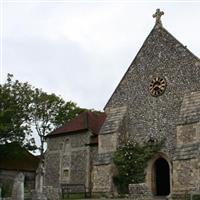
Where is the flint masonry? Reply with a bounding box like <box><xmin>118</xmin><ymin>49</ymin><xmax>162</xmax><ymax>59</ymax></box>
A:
<box><xmin>44</xmin><ymin>9</ymin><xmax>200</xmax><ymax>199</ymax></box>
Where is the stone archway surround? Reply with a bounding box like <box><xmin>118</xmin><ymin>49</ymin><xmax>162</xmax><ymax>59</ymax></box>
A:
<box><xmin>145</xmin><ymin>153</ymin><xmax>172</xmax><ymax>196</ymax></box>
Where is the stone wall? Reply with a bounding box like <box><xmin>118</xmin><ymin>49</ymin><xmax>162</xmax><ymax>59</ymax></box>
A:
<box><xmin>43</xmin><ymin>186</ymin><xmax>60</xmax><ymax>200</ymax></box>
<box><xmin>104</xmin><ymin>26</ymin><xmax>200</xmax><ymax>157</ymax></box>
<box><xmin>45</xmin><ymin>137</ymin><xmax>63</xmax><ymax>188</ymax></box>
<box><xmin>44</xmin><ymin>152</ymin><xmax>60</xmax><ymax>187</ymax></box>
<box><xmin>172</xmin><ymin>123</ymin><xmax>200</xmax><ymax>194</ymax></box>
<box><xmin>70</xmin><ymin>149</ymin><xmax>88</xmax><ymax>184</ymax></box>
<box><xmin>176</xmin><ymin>124</ymin><xmax>198</xmax><ymax>146</ymax></box>
<box><xmin>94</xmin><ymin>23</ymin><xmax>200</xmax><ymax>195</ymax></box>
<box><xmin>98</xmin><ymin>133</ymin><xmax>118</xmax><ymax>154</ymax></box>
<box><xmin>173</xmin><ymin>159</ymin><xmax>199</xmax><ymax>193</ymax></box>
<box><xmin>173</xmin><ymin>108</ymin><xmax>200</xmax><ymax>195</ymax></box>
<box><xmin>44</xmin><ymin>131</ymin><xmax>96</xmax><ymax>194</ymax></box>
<box><xmin>92</xmin><ymin>106</ymin><xmax>127</xmax><ymax>193</ymax></box>
<box><xmin>92</xmin><ymin>164</ymin><xmax>113</xmax><ymax>193</ymax></box>
<box><xmin>129</xmin><ymin>183</ymin><xmax>153</xmax><ymax>200</ymax></box>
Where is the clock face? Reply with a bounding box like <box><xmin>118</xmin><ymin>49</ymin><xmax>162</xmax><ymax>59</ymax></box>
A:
<box><xmin>149</xmin><ymin>77</ymin><xmax>166</xmax><ymax>97</ymax></box>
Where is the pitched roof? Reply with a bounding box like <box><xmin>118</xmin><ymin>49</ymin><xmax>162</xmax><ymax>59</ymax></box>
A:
<box><xmin>47</xmin><ymin>111</ymin><xmax>106</xmax><ymax>137</ymax></box>
<box><xmin>0</xmin><ymin>142</ymin><xmax>39</xmax><ymax>171</ymax></box>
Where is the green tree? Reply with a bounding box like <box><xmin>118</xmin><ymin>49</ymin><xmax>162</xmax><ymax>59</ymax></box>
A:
<box><xmin>54</xmin><ymin>101</ymin><xmax>84</xmax><ymax>127</ymax></box>
<box><xmin>0</xmin><ymin>74</ymin><xmax>84</xmax><ymax>155</ymax></box>
<box><xmin>113</xmin><ymin>139</ymin><xmax>163</xmax><ymax>194</ymax></box>
<box><xmin>0</xmin><ymin>74</ymin><xmax>36</xmax><ymax>150</ymax></box>
<box><xmin>31</xmin><ymin>88</ymin><xmax>84</xmax><ymax>156</ymax></box>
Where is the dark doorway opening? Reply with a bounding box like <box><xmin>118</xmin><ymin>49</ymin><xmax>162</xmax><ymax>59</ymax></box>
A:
<box><xmin>154</xmin><ymin>157</ymin><xmax>170</xmax><ymax>196</ymax></box>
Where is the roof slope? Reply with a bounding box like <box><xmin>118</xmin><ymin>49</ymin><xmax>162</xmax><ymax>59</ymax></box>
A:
<box><xmin>0</xmin><ymin>142</ymin><xmax>39</xmax><ymax>171</ymax></box>
<box><xmin>48</xmin><ymin>111</ymin><xmax>106</xmax><ymax>137</ymax></box>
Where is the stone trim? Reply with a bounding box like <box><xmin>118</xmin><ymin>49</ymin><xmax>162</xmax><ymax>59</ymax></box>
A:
<box><xmin>173</xmin><ymin>143</ymin><xmax>199</xmax><ymax>160</ymax></box>
<box><xmin>100</xmin><ymin>106</ymin><xmax>127</xmax><ymax>135</ymax></box>
<box><xmin>177</xmin><ymin>116</ymin><xmax>200</xmax><ymax>125</ymax></box>
<box><xmin>93</xmin><ymin>153</ymin><xmax>113</xmax><ymax>166</ymax></box>
<box><xmin>146</xmin><ymin>152</ymin><xmax>172</xmax><ymax>196</ymax></box>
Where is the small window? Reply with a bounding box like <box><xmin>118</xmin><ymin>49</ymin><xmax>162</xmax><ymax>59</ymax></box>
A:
<box><xmin>63</xmin><ymin>169</ymin><xmax>69</xmax><ymax>177</ymax></box>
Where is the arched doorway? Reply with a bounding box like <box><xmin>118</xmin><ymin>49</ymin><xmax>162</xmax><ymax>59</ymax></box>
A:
<box><xmin>154</xmin><ymin>157</ymin><xmax>170</xmax><ymax>196</ymax></box>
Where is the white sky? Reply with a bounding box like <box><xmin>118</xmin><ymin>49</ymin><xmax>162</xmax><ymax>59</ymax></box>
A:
<box><xmin>1</xmin><ymin>0</ymin><xmax>200</xmax><ymax>150</ymax></box>
<box><xmin>2</xmin><ymin>1</ymin><xmax>200</xmax><ymax>111</ymax></box>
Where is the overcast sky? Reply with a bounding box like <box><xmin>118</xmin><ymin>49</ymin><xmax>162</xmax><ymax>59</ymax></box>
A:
<box><xmin>1</xmin><ymin>1</ymin><xmax>200</xmax><ymax>112</ymax></box>
<box><xmin>1</xmin><ymin>1</ymin><xmax>200</xmax><ymax>151</ymax></box>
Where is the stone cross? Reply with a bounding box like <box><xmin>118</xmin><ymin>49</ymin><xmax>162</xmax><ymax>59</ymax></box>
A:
<box><xmin>153</xmin><ymin>8</ymin><xmax>164</xmax><ymax>27</ymax></box>
<box><xmin>11</xmin><ymin>172</ymin><xmax>25</xmax><ymax>200</ymax></box>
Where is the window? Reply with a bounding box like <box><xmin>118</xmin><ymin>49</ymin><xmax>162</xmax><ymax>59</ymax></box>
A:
<box><xmin>63</xmin><ymin>169</ymin><xmax>69</xmax><ymax>177</ymax></box>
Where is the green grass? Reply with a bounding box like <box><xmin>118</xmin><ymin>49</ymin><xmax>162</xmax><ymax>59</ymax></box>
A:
<box><xmin>192</xmin><ymin>195</ymin><xmax>200</xmax><ymax>200</ymax></box>
<box><xmin>61</xmin><ymin>193</ymin><xmax>86</xmax><ymax>199</ymax></box>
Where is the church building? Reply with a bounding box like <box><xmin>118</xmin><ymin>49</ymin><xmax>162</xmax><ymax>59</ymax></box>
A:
<box><xmin>44</xmin><ymin>9</ymin><xmax>200</xmax><ymax>200</ymax></box>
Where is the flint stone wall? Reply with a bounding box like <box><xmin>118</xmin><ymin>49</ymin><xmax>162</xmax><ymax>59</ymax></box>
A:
<box><xmin>92</xmin><ymin>164</ymin><xmax>113</xmax><ymax>193</ymax></box>
<box><xmin>44</xmin><ymin>131</ymin><xmax>98</xmax><ymax>194</ymax></box>
<box><xmin>44</xmin><ymin>152</ymin><xmax>60</xmax><ymax>187</ymax></box>
<box><xmin>93</xmin><ymin>25</ymin><xmax>200</xmax><ymax>195</ymax></box>
<box><xmin>70</xmin><ymin>149</ymin><xmax>88</xmax><ymax>184</ymax></box>
<box><xmin>129</xmin><ymin>183</ymin><xmax>153</xmax><ymax>200</ymax></box>
<box><xmin>104</xmin><ymin>27</ymin><xmax>200</xmax><ymax>158</ymax></box>
<box><xmin>43</xmin><ymin>186</ymin><xmax>60</xmax><ymax>200</ymax></box>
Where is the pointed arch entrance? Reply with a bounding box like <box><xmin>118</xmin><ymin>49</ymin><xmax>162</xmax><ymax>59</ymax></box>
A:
<box><xmin>146</xmin><ymin>153</ymin><xmax>171</xmax><ymax>196</ymax></box>
<box><xmin>154</xmin><ymin>157</ymin><xmax>170</xmax><ymax>196</ymax></box>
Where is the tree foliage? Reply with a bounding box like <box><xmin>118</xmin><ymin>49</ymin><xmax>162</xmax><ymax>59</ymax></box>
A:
<box><xmin>0</xmin><ymin>74</ymin><xmax>84</xmax><ymax>154</ymax></box>
<box><xmin>54</xmin><ymin>101</ymin><xmax>84</xmax><ymax>127</ymax></box>
<box><xmin>31</xmin><ymin>88</ymin><xmax>84</xmax><ymax>155</ymax></box>
<box><xmin>0</xmin><ymin>74</ymin><xmax>36</xmax><ymax>150</ymax></box>
<box><xmin>113</xmin><ymin>139</ymin><xmax>164</xmax><ymax>194</ymax></box>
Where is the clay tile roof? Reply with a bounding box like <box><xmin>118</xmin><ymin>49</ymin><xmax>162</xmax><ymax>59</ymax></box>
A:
<box><xmin>47</xmin><ymin>111</ymin><xmax>106</xmax><ymax>137</ymax></box>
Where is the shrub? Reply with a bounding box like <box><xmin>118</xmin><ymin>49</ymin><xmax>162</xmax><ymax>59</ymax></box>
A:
<box><xmin>113</xmin><ymin>138</ymin><xmax>164</xmax><ymax>193</ymax></box>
